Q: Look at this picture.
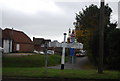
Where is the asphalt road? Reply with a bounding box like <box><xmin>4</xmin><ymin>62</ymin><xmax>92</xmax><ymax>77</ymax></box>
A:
<box><xmin>48</xmin><ymin>56</ymin><xmax>88</xmax><ymax>69</ymax></box>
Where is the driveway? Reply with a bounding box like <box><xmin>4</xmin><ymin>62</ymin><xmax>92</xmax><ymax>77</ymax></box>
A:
<box><xmin>48</xmin><ymin>56</ymin><xmax>88</xmax><ymax>70</ymax></box>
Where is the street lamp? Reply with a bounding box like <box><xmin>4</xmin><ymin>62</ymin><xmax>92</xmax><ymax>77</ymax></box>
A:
<box><xmin>61</xmin><ymin>33</ymin><xmax>67</xmax><ymax>70</ymax></box>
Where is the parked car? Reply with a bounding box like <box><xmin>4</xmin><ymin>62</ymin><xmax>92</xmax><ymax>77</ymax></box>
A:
<box><xmin>33</xmin><ymin>50</ymin><xmax>45</xmax><ymax>54</ymax></box>
<box><xmin>76</xmin><ymin>50</ymin><xmax>86</xmax><ymax>57</ymax></box>
<box><xmin>33</xmin><ymin>50</ymin><xmax>39</xmax><ymax>54</ymax></box>
<box><xmin>76</xmin><ymin>53</ymin><xmax>85</xmax><ymax>57</ymax></box>
<box><xmin>47</xmin><ymin>50</ymin><xmax>54</xmax><ymax>55</ymax></box>
<box><xmin>80</xmin><ymin>50</ymin><xmax>86</xmax><ymax>53</ymax></box>
<box><xmin>39</xmin><ymin>51</ymin><xmax>45</xmax><ymax>54</ymax></box>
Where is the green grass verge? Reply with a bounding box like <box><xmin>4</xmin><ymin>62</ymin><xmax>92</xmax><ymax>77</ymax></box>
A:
<box><xmin>2</xmin><ymin>54</ymin><xmax>61</xmax><ymax>67</ymax></box>
<box><xmin>2</xmin><ymin>67</ymin><xmax>120</xmax><ymax>79</ymax></box>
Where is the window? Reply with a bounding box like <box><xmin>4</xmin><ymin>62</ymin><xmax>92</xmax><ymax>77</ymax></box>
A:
<box><xmin>16</xmin><ymin>44</ymin><xmax>20</xmax><ymax>51</ymax></box>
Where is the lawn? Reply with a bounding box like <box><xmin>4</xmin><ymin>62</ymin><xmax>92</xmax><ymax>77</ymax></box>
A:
<box><xmin>2</xmin><ymin>54</ymin><xmax>61</xmax><ymax>67</ymax></box>
<box><xmin>2</xmin><ymin>54</ymin><xmax>120</xmax><ymax>80</ymax></box>
<box><xmin>2</xmin><ymin>67</ymin><xmax>120</xmax><ymax>80</ymax></box>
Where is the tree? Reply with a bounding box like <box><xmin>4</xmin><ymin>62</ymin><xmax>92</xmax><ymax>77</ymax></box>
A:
<box><xmin>75</xmin><ymin>4</ymin><xmax>112</xmax><ymax>43</ymax></box>
<box><xmin>75</xmin><ymin>4</ymin><xmax>100</xmax><ymax>46</ymax></box>
<box><xmin>74</xmin><ymin>4</ymin><xmax>118</xmax><ymax>70</ymax></box>
<box><xmin>106</xmin><ymin>29</ymin><xmax>120</xmax><ymax>70</ymax></box>
<box><xmin>75</xmin><ymin>4</ymin><xmax>99</xmax><ymax>29</ymax></box>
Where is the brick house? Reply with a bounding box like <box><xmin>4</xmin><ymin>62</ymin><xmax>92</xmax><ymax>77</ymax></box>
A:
<box><xmin>33</xmin><ymin>37</ymin><xmax>45</xmax><ymax>51</ymax></box>
<box><xmin>33</xmin><ymin>37</ymin><xmax>51</xmax><ymax>51</ymax></box>
<box><xmin>2</xmin><ymin>28</ymin><xmax>34</xmax><ymax>53</ymax></box>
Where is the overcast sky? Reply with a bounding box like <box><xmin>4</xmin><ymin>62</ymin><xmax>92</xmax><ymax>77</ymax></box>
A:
<box><xmin>0</xmin><ymin>0</ymin><xmax>119</xmax><ymax>42</ymax></box>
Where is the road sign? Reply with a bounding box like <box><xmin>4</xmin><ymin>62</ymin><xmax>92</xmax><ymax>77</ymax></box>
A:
<box><xmin>70</xmin><ymin>30</ymin><xmax>75</xmax><ymax>43</ymax></box>
<box><xmin>70</xmin><ymin>48</ymin><xmax>74</xmax><ymax>56</ymax></box>
<box><xmin>70</xmin><ymin>33</ymin><xmax>75</xmax><ymax>43</ymax></box>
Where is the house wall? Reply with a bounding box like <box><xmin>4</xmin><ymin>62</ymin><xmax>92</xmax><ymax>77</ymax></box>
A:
<box><xmin>20</xmin><ymin>43</ymin><xmax>34</xmax><ymax>52</ymax></box>
<box><xmin>34</xmin><ymin>45</ymin><xmax>42</xmax><ymax>51</ymax></box>
<box><xmin>3</xmin><ymin>40</ymin><xmax>12</xmax><ymax>53</ymax></box>
<box><xmin>13</xmin><ymin>43</ymin><xmax>34</xmax><ymax>53</ymax></box>
<box><xmin>0</xmin><ymin>28</ymin><xmax>2</xmax><ymax>47</ymax></box>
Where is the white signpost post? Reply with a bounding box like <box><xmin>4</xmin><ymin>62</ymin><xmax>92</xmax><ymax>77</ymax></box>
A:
<box><xmin>61</xmin><ymin>33</ymin><xmax>67</xmax><ymax>70</ymax></box>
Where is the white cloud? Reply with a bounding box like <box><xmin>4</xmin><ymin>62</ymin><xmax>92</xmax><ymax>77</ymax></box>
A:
<box><xmin>0</xmin><ymin>9</ymin><xmax>2</xmax><ymax>27</ymax></box>
<box><xmin>1</xmin><ymin>0</ymin><xmax>119</xmax><ymax>42</ymax></box>
<box><xmin>29</xmin><ymin>34</ymin><xmax>64</xmax><ymax>42</ymax></box>
<box><xmin>53</xmin><ymin>0</ymin><xmax>120</xmax><ymax>2</ymax></box>
<box><xmin>1</xmin><ymin>0</ymin><xmax>64</xmax><ymax>15</ymax></box>
<box><xmin>111</xmin><ymin>14</ymin><xmax>118</xmax><ymax>22</ymax></box>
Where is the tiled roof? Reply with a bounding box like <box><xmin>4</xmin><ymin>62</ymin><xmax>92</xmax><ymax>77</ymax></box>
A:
<box><xmin>45</xmin><ymin>39</ymin><xmax>51</xmax><ymax>43</ymax></box>
<box><xmin>2</xmin><ymin>28</ymin><xmax>32</xmax><ymax>44</ymax></box>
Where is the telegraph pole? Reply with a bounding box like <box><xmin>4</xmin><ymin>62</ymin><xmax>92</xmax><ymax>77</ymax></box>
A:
<box><xmin>98</xmin><ymin>0</ymin><xmax>105</xmax><ymax>74</ymax></box>
<box><xmin>61</xmin><ymin>33</ymin><xmax>67</xmax><ymax>70</ymax></box>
